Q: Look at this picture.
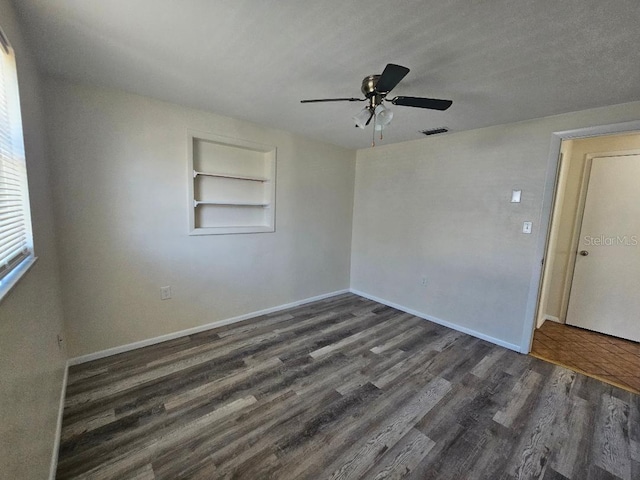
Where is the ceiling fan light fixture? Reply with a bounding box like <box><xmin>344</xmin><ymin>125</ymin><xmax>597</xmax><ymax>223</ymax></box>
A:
<box><xmin>374</xmin><ymin>104</ymin><xmax>393</xmax><ymax>129</ymax></box>
<box><xmin>353</xmin><ymin>107</ymin><xmax>371</xmax><ymax>129</ymax></box>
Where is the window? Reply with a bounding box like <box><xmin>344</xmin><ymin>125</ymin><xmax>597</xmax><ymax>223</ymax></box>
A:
<box><xmin>0</xmin><ymin>27</ymin><xmax>33</xmax><ymax>294</ymax></box>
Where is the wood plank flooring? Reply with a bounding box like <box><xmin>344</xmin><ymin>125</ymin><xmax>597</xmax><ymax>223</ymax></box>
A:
<box><xmin>57</xmin><ymin>293</ymin><xmax>640</xmax><ymax>480</ymax></box>
<box><xmin>531</xmin><ymin>320</ymin><xmax>640</xmax><ymax>394</ymax></box>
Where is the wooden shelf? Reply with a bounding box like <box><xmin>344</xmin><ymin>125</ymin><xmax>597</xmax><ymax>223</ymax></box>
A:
<box><xmin>194</xmin><ymin>200</ymin><xmax>269</xmax><ymax>207</ymax></box>
<box><xmin>193</xmin><ymin>170</ymin><xmax>268</xmax><ymax>182</ymax></box>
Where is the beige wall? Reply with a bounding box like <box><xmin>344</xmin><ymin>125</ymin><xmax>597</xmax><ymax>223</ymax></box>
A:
<box><xmin>43</xmin><ymin>79</ymin><xmax>356</xmax><ymax>357</ymax></box>
<box><xmin>543</xmin><ymin>132</ymin><xmax>640</xmax><ymax>322</ymax></box>
<box><xmin>351</xmin><ymin>102</ymin><xmax>640</xmax><ymax>350</ymax></box>
<box><xmin>0</xmin><ymin>1</ymin><xmax>67</xmax><ymax>479</ymax></box>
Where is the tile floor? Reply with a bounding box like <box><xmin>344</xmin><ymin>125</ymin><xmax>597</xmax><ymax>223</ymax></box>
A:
<box><xmin>531</xmin><ymin>320</ymin><xmax>640</xmax><ymax>394</ymax></box>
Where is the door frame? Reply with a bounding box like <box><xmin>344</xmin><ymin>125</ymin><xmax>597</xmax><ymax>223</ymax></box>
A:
<box><xmin>521</xmin><ymin>119</ymin><xmax>640</xmax><ymax>353</ymax></box>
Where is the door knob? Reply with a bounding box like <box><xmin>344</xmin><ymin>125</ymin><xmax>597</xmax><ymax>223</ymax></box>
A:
<box><xmin>579</xmin><ymin>250</ymin><xmax>589</xmax><ymax>256</ymax></box>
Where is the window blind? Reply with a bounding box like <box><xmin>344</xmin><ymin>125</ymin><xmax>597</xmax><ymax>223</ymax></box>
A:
<box><xmin>0</xmin><ymin>30</ymin><xmax>32</xmax><ymax>282</ymax></box>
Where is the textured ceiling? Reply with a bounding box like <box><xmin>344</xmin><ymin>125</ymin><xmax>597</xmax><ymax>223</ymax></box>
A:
<box><xmin>12</xmin><ymin>0</ymin><xmax>640</xmax><ymax>149</ymax></box>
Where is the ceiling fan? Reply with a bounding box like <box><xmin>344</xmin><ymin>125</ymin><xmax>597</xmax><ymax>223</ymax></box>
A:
<box><xmin>301</xmin><ymin>63</ymin><xmax>452</xmax><ymax>144</ymax></box>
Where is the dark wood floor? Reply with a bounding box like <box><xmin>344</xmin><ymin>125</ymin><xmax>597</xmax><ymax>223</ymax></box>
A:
<box><xmin>57</xmin><ymin>293</ymin><xmax>639</xmax><ymax>480</ymax></box>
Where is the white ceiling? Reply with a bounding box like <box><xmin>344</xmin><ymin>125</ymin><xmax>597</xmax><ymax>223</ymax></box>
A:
<box><xmin>12</xmin><ymin>0</ymin><xmax>640</xmax><ymax>149</ymax></box>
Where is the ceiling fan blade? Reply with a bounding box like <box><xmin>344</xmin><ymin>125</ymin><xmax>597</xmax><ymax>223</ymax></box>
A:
<box><xmin>390</xmin><ymin>96</ymin><xmax>453</xmax><ymax>111</ymax></box>
<box><xmin>375</xmin><ymin>64</ymin><xmax>410</xmax><ymax>93</ymax></box>
<box><xmin>300</xmin><ymin>98</ymin><xmax>363</xmax><ymax>103</ymax></box>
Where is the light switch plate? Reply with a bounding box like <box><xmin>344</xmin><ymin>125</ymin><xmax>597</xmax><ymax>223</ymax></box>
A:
<box><xmin>522</xmin><ymin>221</ymin><xmax>532</xmax><ymax>234</ymax></box>
<box><xmin>511</xmin><ymin>190</ymin><xmax>522</xmax><ymax>203</ymax></box>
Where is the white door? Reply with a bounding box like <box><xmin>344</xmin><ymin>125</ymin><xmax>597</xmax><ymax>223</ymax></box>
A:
<box><xmin>566</xmin><ymin>154</ymin><xmax>640</xmax><ymax>342</ymax></box>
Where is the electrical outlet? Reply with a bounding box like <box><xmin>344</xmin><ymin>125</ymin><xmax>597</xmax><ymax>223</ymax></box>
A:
<box><xmin>56</xmin><ymin>334</ymin><xmax>63</xmax><ymax>350</ymax></box>
<box><xmin>160</xmin><ymin>286</ymin><xmax>172</xmax><ymax>300</ymax></box>
<box><xmin>421</xmin><ymin>276</ymin><xmax>428</xmax><ymax>286</ymax></box>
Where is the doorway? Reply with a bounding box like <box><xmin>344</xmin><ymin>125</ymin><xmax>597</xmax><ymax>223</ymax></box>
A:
<box><xmin>531</xmin><ymin>131</ymin><xmax>640</xmax><ymax>394</ymax></box>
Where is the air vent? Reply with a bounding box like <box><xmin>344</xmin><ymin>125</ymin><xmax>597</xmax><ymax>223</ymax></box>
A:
<box><xmin>421</xmin><ymin>127</ymin><xmax>449</xmax><ymax>136</ymax></box>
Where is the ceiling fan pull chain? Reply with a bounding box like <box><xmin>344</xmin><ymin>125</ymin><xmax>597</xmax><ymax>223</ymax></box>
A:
<box><xmin>371</xmin><ymin>113</ymin><xmax>376</xmax><ymax>147</ymax></box>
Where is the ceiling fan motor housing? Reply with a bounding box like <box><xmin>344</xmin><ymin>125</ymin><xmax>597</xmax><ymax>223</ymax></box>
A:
<box><xmin>361</xmin><ymin>75</ymin><xmax>385</xmax><ymax>108</ymax></box>
<box><xmin>361</xmin><ymin>75</ymin><xmax>381</xmax><ymax>97</ymax></box>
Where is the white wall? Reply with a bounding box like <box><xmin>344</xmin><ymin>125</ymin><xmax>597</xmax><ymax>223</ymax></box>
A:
<box><xmin>43</xmin><ymin>80</ymin><xmax>355</xmax><ymax>357</ymax></box>
<box><xmin>0</xmin><ymin>1</ymin><xmax>67</xmax><ymax>478</ymax></box>
<box><xmin>351</xmin><ymin>101</ymin><xmax>640</xmax><ymax>350</ymax></box>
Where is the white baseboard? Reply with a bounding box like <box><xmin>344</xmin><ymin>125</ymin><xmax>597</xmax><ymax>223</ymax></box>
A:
<box><xmin>349</xmin><ymin>289</ymin><xmax>522</xmax><ymax>353</ymax></box>
<box><xmin>49</xmin><ymin>362</ymin><xmax>68</xmax><ymax>480</ymax></box>
<box><xmin>537</xmin><ymin>314</ymin><xmax>562</xmax><ymax>329</ymax></box>
<box><xmin>68</xmin><ymin>289</ymin><xmax>350</xmax><ymax>366</ymax></box>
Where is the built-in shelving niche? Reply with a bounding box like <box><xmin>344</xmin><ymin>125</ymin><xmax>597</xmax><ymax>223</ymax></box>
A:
<box><xmin>188</xmin><ymin>131</ymin><xmax>276</xmax><ymax>235</ymax></box>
